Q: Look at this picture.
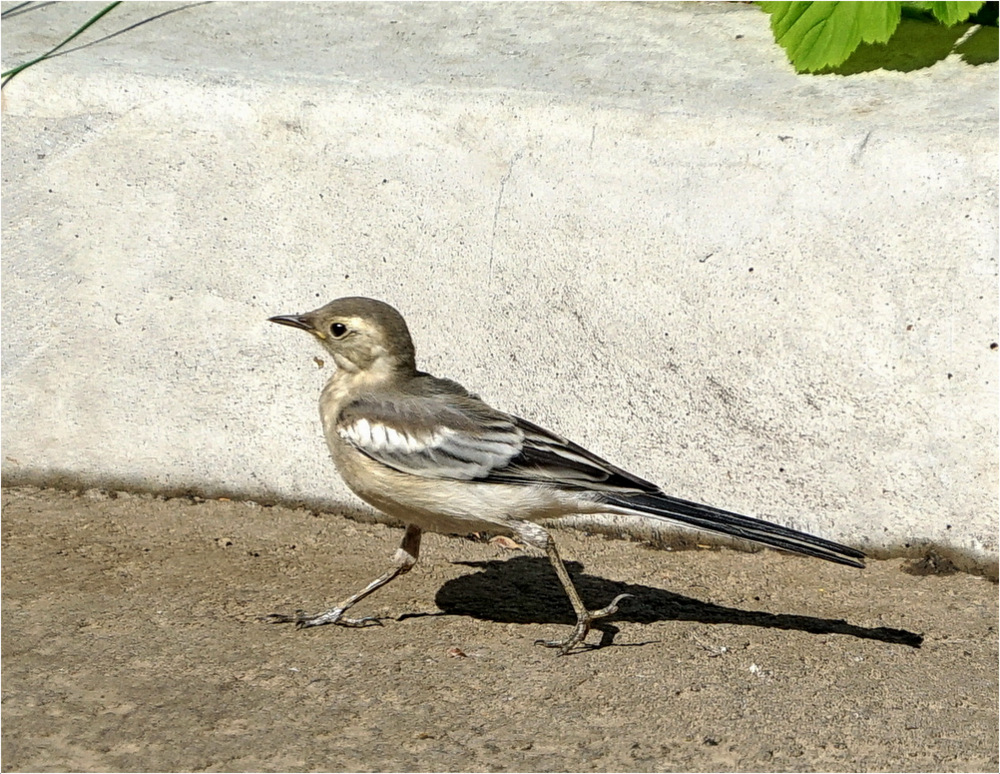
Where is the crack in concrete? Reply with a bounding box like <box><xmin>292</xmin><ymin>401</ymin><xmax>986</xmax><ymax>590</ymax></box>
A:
<box><xmin>489</xmin><ymin>150</ymin><xmax>523</xmax><ymax>288</ymax></box>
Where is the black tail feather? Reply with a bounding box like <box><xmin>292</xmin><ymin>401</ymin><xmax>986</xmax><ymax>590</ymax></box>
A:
<box><xmin>601</xmin><ymin>492</ymin><xmax>865</xmax><ymax>568</ymax></box>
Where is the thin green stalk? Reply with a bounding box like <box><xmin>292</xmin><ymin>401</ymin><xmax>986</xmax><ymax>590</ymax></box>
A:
<box><xmin>1</xmin><ymin>1</ymin><xmax>122</xmax><ymax>88</ymax></box>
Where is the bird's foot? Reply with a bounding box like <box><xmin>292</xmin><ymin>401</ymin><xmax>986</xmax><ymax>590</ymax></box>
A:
<box><xmin>260</xmin><ymin>608</ymin><xmax>384</xmax><ymax>629</ymax></box>
<box><xmin>535</xmin><ymin>593</ymin><xmax>633</xmax><ymax>655</ymax></box>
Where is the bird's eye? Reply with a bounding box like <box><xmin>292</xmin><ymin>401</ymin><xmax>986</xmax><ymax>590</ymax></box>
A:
<box><xmin>330</xmin><ymin>322</ymin><xmax>348</xmax><ymax>338</ymax></box>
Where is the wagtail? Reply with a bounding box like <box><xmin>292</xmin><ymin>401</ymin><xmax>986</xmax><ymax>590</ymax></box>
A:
<box><xmin>267</xmin><ymin>297</ymin><xmax>864</xmax><ymax>654</ymax></box>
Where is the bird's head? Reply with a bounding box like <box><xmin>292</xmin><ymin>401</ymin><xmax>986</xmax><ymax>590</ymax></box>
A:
<box><xmin>269</xmin><ymin>296</ymin><xmax>417</xmax><ymax>377</ymax></box>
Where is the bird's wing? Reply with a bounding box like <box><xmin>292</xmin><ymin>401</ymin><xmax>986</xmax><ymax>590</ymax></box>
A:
<box><xmin>336</xmin><ymin>377</ymin><xmax>657</xmax><ymax>493</ymax></box>
<box><xmin>494</xmin><ymin>416</ymin><xmax>661</xmax><ymax>493</ymax></box>
<box><xmin>336</xmin><ymin>379</ymin><xmax>524</xmax><ymax>480</ymax></box>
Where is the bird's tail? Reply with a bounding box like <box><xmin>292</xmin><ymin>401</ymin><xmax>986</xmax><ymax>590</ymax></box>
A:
<box><xmin>600</xmin><ymin>491</ymin><xmax>865</xmax><ymax>568</ymax></box>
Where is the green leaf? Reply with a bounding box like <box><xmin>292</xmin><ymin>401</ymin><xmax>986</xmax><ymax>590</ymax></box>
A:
<box><xmin>760</xmin><ymin>2</ymin><xmax>903</xmax><ymax>72</ymax></box>
<box><xmin>922</xmin><ymin>1</ymin><xmax>984</xmax><ymax>25</ymax></box>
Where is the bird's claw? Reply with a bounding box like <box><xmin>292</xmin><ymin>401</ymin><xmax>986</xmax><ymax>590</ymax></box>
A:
<box><xmin>590</xmin><ymin>592</ymin><xmax>633</xmax><ymax>619</ymax></box>
<box><xmin>535</xmin><ymin>593</ymin><xmax>633</xmax><ymax>655</ymax></box>
<box><xmin>259</xmin><ymin>610</ymin><xmax>384</xmax><ymax>628</ymax></box>
<box><xmin>321</xmin><ymin>615</ymin><xmax>384</xmax><ymax>629</ymax></box>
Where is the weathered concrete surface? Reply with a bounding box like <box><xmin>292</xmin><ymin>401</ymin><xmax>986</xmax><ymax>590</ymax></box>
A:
<box><xmin>1</xmin><ymin>2</ymin><xmax>997</xmax><ymax>572</ymax></box>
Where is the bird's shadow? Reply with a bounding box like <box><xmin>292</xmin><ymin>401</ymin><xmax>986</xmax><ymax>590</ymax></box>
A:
<box><xmin>400</xmin><ymin>556</ymin><xmax>923</xmax><ymax>651</ymax></box>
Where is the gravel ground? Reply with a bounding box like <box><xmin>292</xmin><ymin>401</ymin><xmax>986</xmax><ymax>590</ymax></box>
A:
<box><xmin>2</xmin><ymin>486</ymin><xmax>997</xmax><ymax>772</ymax></box>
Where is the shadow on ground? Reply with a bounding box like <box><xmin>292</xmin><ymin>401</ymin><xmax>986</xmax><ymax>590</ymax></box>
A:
<box><xmin>411</xmin><ymin>556</ymin><xmax>924</xmax><ymax>651</ymax></box>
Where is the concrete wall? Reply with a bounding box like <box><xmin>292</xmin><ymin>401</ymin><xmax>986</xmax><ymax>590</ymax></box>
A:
<box><xmin>2</xmin><ymin>2</ymin><xmax>997</xmax><ymax>572</ymax></box>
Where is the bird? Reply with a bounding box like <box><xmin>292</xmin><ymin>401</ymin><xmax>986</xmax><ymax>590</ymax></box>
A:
<box><xmin>266</xmin><ymin>296</ymin><xmax>865</xmax><ymax>654</ymax></box>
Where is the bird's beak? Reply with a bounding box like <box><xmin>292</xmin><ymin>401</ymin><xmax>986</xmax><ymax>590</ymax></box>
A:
<box><xmin>268</xmin><ymin>314</ymin><xmax>326</xmax><ymax>339</ymax></box>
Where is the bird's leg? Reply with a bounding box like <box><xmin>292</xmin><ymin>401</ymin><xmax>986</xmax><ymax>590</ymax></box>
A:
<box><xmin>264</xmin><ymin>524</ymin><xmax>422</xmax><ymax>629</ymax></box>
<box><xmin>513</xmin><ymin>523</ymin><xmax>630</xmax><ymax>655</ymax></box>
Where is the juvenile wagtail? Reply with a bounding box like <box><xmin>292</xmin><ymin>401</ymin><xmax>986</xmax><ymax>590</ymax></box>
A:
<box><xmin>267</xmin><ymin>297</ymin><xmax>864</xmax><ymax>654</ymax></box>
